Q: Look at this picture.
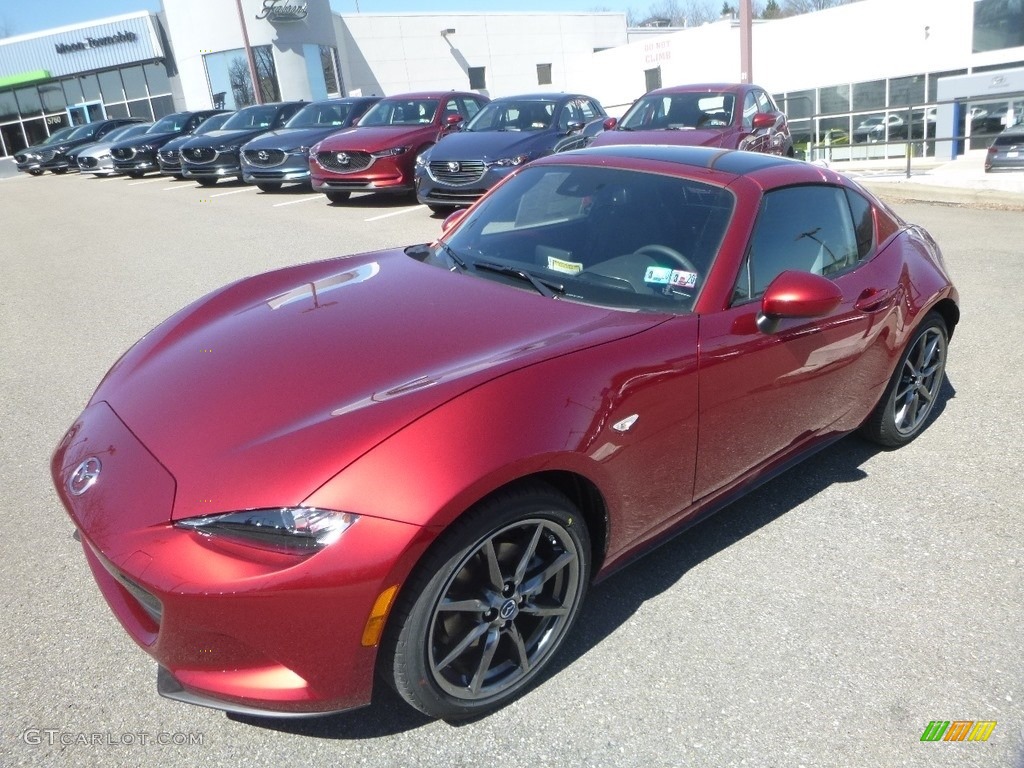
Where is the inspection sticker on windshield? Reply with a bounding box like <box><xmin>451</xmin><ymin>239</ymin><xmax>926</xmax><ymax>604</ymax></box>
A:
<box><xmin>547</xmin><ymin>256</ymin><xmax>584</xmax><ymax>275</ymax></box>
<box><xmin>669</xmin><ymin>270</ymin><xmax>698</xmax><ymax>289</ymax></box>
<box><xmin>644</xmin><ymin>266</ymin><xmax>673</xmax><ymax>284</ymax></box>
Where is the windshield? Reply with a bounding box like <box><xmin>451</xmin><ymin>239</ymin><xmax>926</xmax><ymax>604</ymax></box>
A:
<box><xmin>222</xmin><ymin>105</ymin><xmax>279</xmax><ymax>130</ymax></box>
<box><xmin>466</xmin><ymin>100</ymin><xmax>557</xmax><ymax>132</ymax></box>
<box><xmin>193</xmin><ymin>113</ymin><xmax>232</xmax><ymax>135</ymax></box>
<box><xmin>43</xmin><ymin>126</ymin><xmax>77</xmax><ymax>144</ymax></box>
<box><xmin>359</xmin><ymin>98</ymin><xmax>439</xmax><ymax>127</ymax></box>
<box><xmin>430</xmin><ymin>164</ymin><xmax>734</xmax><ymax>312</ymax></box>
<box><xmin>68</xmin><ymin>123</ymin><xmax>102</xmax><ymax>140</ymax></box>
<box><xmin>286</xmin><ymin>102</ymin><xmax>351</xmax><ymax>128</ymax></box>
<box><xmin>106</xmin><ymin>123</ymin><xmax>152</xmax><ymax>142</ymax></box>
<box><xmin>148</xmin><ymin>113</ymin><xmax>189</xmax><ymax>133</ymax></box>
<box><xmin>618</xmin><ymin>92</ymin><xmax>736</xmax><ymax>131</ymax></box>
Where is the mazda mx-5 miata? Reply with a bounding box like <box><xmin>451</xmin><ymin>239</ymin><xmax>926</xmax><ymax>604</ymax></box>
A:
<box><xmin>52</xmin><ymin>145</ymin><xmax>958</xmax><ymax>721</ymax></box>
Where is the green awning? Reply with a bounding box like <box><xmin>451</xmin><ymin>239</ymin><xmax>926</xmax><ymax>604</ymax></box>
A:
<box><xmin>0</xmin><ymin>69</ymin><xmax>52</xmax><ymax>90</ymax></box>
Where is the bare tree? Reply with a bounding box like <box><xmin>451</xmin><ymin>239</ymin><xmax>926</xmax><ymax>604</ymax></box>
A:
<box><xmin>782</xmin><ymin>0</ymin><xmax>855</xmax><ymax>13</ymax></box>
<box><xmin>228</xmin><ymin>57</ymin><xmax>255</xmax><ymax>108</ymax></box>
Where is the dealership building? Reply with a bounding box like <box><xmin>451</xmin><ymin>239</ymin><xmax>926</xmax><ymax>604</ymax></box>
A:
<box><xmin>0</xmin><ymin>0</ymin><xmax>1021</xmax><ymax>161</ymax></box>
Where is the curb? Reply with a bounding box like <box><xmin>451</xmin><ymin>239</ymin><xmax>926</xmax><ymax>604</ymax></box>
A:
<box><xmin>859</xmin><ymin>179</ymin><xmax>1024</xmax><ymax>210</ymax></box>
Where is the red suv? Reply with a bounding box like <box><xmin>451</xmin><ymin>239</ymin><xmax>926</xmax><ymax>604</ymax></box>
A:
<box><xmin>310</xmin><ymin>91</ymin><xmax>489</xmax><ymax>203</ymax></box>
<box><xmin>591</xmin><ymin>83</ymin><xmax>793</xmax><ymax>157</ymax></box>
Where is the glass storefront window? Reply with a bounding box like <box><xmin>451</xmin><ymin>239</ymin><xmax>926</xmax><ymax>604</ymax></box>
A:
<box><xmin>80</xmin><ymin>74</ymin><xmax>102</xmax><ymax>102</ymax></box>
<box><xmin>321</xmin><ymin>46</ymin><xmax>341</xmax><ymax>96</ymax></box>
<box><xmin>105</xmin><ymin>103</ymin><xmax>130</xmax><ymax>118</ymax></box>
<box><xmin>39</xmin><ymin>82</ymin><xmax>67</xmax><ymax>113</ymax></box>
<box><xmin>889</xmin><ymin>75</ymin><xmax>924</xmax><ymax>107</ymax></box>
<box><xmin>151</xmin><ymin>95</ymin><xmax>175</xmax><ymax>119</ymax></box>
<box><xmin>61</xmin><ymin>78</ymin><xmax>85</xmax><ymax>105</ymax></box>
<box><xmin>1</xmin><ymin>123</ymin><xmax>27</xmax><ymax>155</ymax></box>
<box><xmin>121</xmin><ymin>66</ymin><xmax>149</xmax><ymax>100</ymax></box>
<box><xmin>0</xmin><ymin>91</ymin><xmax>19</xmax><ymax>122</ymax></box>
<box><xmin>144</xmin><ymin>62</ymin><xmax>171</xmax><ymax>95</ymax></box>
<box><xmin>781</xmin><ymin>89</ymin><xmax>814</xmax><ymax>120</ymax></box>
<box><xmin>974</xmin><ymin>0</ymin><xmax>1024</xmax><ymax>53</ymax></box>
<box><xmin>22</xmin><ymin>117</ymin><xmax>49</xmax><ymax>146</ymax></box>
<box><xmin>128</xmin><ymin>99</ymin><xmax>154</xmax><ymax>120</ymax></box>
<box><xmin>927</xmin><ymin>69</ymin><xmax>967</xmax><ymax>102</ymax></box>
<box><xmin>852</xmin><ymin>80</ymin><xmax>886</xmax><ymax>111</ymax></box>
<box><xmin>98</xmin><ymin>70</ymin><xmax>125</xmax><ymax>103</ymax></box>
<box><xmin>304</xmin><ymin>44</ymin><xmax>328</xmax><ymax>100</ymax></box>
<box><xmin>15</xmin><ymin>87</ymin><xmax>42</xmax><ymax>117</ymax></box>
<box><xmin>206</xmin><ymin>49</ymin><xmax>253</xmax><ymax>110</ymax></box>
<box><xmin>253</xmin><ymin>46</ymin><xmax>280</xmax><ymax>102</ymax></box>
<box><xmin>819</xmin><ymin>84</ymin><xmax>850</xmax><ymax>115</ymax></box>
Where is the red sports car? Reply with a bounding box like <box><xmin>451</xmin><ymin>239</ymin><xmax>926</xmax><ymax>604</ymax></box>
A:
<box><xmin>592</xmin><ymin>82</ymin><xmax>794</xmax><ymax>156</ymax></box>
<box><xmin>52</xmin><ymin>145</ymin><xmax>957</xmax><ymax>721</ymax></box>
<box><xmin>310</xmin><ymin>90</ymin><xmax>489</xmax><ymax>203</ymax></box>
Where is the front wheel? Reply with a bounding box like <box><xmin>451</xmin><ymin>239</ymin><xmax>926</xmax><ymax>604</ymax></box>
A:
<box><xmin>860</xmin><ymin>311</ymin><xmax>948</xmax><ymax>447</ymax></box>
<box><xmin>256</xmin><ymin>183</ymin><xmax>281</xmax><ymax>192</ymax></box>
<box><xmin>384</xmin><ymin>483</ymin><xmax>590</xmax><ymax>720</ymax></box>
<box><xmin>325</xmin><ymin>191</ymin><xmax>350</xmax><ymax>204</ymax></box>
<box><xmin>196</xmin><ymin>178</ymin><xmax>218</xmax><ymax>187</ymax></box>
<box><xmin>127</xmin><ymin>171</ymin><xmax>145</xmax><ymax>178</ymax></box>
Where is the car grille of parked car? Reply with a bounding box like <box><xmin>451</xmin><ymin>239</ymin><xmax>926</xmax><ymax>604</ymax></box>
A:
<box><xmin>428</xmin><ymin>160</ymin><xmax>487</xmax><ymax>185</ymax></box>
<box><xmin>316</xmin><ymin>150</ymin><xmax>373</xmax><ymax>173</ymax></box>
<box><xmin>183</xmin><ymin>147</ymin><xmax>217</xmax><ymax>164</ymax></box>
<box><xmin>40</xmin><ymin>149</ymin><xmax>57</xmax><ymax>161</ymax></box>
<box><xmin>79</xmin><ymin>157</ymin><xmax>98</xmax><ymax>169</ymax></box>
<box><xmin>243</xmin><ymin>148</ymin><xmax>287</xmax><ymax>167</ymax></box>
<box><xmin>159</xmin><ymin>149</ymin><xmax>178</xmax><ymax>161</ymax></box>
<box><xmin>112</xmin><ymin>147</ymin><xmax>136</xmax><ymax>160</ymax></box>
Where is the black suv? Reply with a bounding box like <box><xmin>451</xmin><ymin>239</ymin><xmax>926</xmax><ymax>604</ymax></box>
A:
<box><xmin>179</xmin><ymin>102</ymin><xmax>304</xmax><ymax>186</ymax></box>
<box><xmin>14</xmin><ymin>126</ymin><xmax>77</xmax><ymax>175</ymax></box>
<box><xmin>38</xmin><ymin>119</ymin><xmax>144</xmax><ymax>173</ymax></box>
<box><xmin>110</xmin><ymin>110</ymin><xmax>227</xmax><ymax>177</ymax></box>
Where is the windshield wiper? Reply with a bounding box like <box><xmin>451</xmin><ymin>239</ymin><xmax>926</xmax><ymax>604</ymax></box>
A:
<box><xmin>474</xmin><ymin>261</ymin><xmax>564</xmax><ymax>298</ymax></box>
<box><xmin>437</xmin><ymin>242</ymin><xmax>469</xmax><ymax>272</ymax></box>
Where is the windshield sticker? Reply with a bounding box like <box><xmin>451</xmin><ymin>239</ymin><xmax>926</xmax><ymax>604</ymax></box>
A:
<box><xmin>547</xmin><ymin>256</ymin><xmax>584</xmax><ymax>275</ymax></box>
<box><xmin>669</xmin><ymin>270</ymin><xmax>698</xmax><ymax>289</ymax></box>
<box><xmin>644</xmin><ymin>266</ymin><xmax>672</xmax><ymax>284</ymax></box>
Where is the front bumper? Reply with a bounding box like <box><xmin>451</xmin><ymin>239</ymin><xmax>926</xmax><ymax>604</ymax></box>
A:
<box><xmin>113</xmin><ymin>153</ymin><xmax>160</xmax><ymax>173</ymax></box>
<box><xmin>414</xmin><ymin>164</ymin><xmax>512</xmax><ymax>206</ymax></box>
<box><xmin>52</xmin><ymin>401</ymin><xmax>434</xmax><ymax>715</ymax></box>
<box><xmin>182</xmin><ymin>162</ymin><xmax>242</xmax><ymax>179</ymax></box>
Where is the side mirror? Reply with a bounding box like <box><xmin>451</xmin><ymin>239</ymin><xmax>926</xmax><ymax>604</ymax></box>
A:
<box><xmin>602</xmin><ymin>116</ymin><xmax>618</xmax><ymax>131</ymax></box>
<box><xmin>441</xmin><ymin>209</ymin><xmax>467</xmax><ymax>233</ymax></box>
<box><xmin>565</xmin><ymin>121</ymin><xmax>585</xmax><ymax>134</ymax></box>
<box><xmin>756</xmin><ymin>270</ymin><xmax>842</xmax><ymax>334</ymax></box>
<box><xmin>752</xmin><ymin>112</ymin><xmax>778</xmax><ymax>131</ymax></box>
<box><xmin>444</xmin><ymin>114</ymin><xmax>464</xmax><ymax>130</ymax></box>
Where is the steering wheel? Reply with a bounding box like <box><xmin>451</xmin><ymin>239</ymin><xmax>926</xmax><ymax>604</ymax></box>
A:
<box><xmin>634</xmin><ymin>244</ymin><xmax>698</xmax><ymax>275</ymax></box>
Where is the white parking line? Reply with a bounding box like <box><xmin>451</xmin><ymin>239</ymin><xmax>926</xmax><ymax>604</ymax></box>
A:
<box><xmin>162</xmin><ymin>184</ymin><xmax>195</xmax><ymax>191</ymax></box>
<box><xmin>210</xmin><ymin>187</ymin><xmax>256</xmax><ymax>198</ymax></box>
<box><xmin>128</xmin><ymin>178</ymin><xmax>163</xmax><ymax>186</ymax></box>
<box><xmin>364</xmin><ymin>205</ymin><xmax>424</xmax><ymax>222</ymax></box>
<box><xmin>272</xmin><ymin>196</ymin><xmax>321</xmax><ymax>208</ymax></box>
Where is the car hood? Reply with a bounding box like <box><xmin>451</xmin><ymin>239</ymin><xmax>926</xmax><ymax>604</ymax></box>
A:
<box><xmin>428</xmin><ymin>130</ymin><xmax>552</xmax><ymax>161</ymax></box>
<box><xmin>93</xmin><ymin>249</ymin><xmax>659</xmax><ymax>520</ymax></box>
<box><xmin>113</xmin><ymin>130</ymin><xmax>179</xmax><ymax>149</ymax></box>
<box><xmin>591</xmin><ymin>128</ymin><xmax>730</xmax><ymax>148</ymax></box>
<box><xmin>244</xmin><ymin>127</ymin><xmax>345</xmax><ymax>151</ymax></box>
<box><xmin>182</xmin><ymin>128</ymin><xmax>273</xmax><ymax>148</ymax></box>
<box><xmin>318</xmin><ymin>125</ymin><xmax>435</xmax><ymax>152</ymax></box>
<box><xmin>77</xmin><ymin>141</ymin><xmax>116</xmax><ymax>158</ymax></box>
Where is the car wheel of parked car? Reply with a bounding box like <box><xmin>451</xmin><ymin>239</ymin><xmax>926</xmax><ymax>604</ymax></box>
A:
<box><xmin>256</xmin><ymin>183</ymin><xmax>282</xmax><ymax>192</ymax></box>
<box><xmin>325</xmin><ymin>191</ymin><xmax>350</xmax><ymax>204</ymax></box>
<box><xmin>861</xmin><ymin>312</ymin><xmax>948</xmax><ymax>447</ymax></box>
<box><xmin>52</xmin><ymin>168</ymin><xmax>68</xmax><ymax>175</ymax></box>
<box><xmin>196</xmin><ymin>179</ymin><xmax>218</xmax><ymax>187</ymax></box>
<box><xmin>28</xmin><ymin>170</ymin><xmax>43</xmax><ymax>176</ymax></box>
<box><xmin>426</xmin><ymin>204</ymin><xmax>456</xmax><ymax>215</ymax></box>
<box><xmin>385</xmin><ymin>483</ymin><xmax>590</xmax><ymax>720</ymax></box>
<box><xmin>127</xmin><ymin>171</ymin><xmax>145</xmax><ymax>179</ymax></box>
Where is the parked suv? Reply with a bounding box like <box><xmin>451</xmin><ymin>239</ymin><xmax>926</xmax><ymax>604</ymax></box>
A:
<box><xmin>156</xmin><ymin>113</ymin><xmax>233</xmax><ymax>177</ymax></box>
<box><xmin>14</xmin><ymin>127</ymin><xmax>77</xmax><ymax>175</ymax></box>
<box><xmin>415</xmin><ymin>92</ymin><xmax>606</xmax><ymax>212</ymax></box>
<box><xmin>240</xmin><ymin>97</ymin><xmax>380</xmax><ymax>191</ymax></box>
<box><xmin>310</xmin><ymin>91</ymin><xmax>489</xmax><ymax>203</ymax></box>
<box><xmin>591</xmin><ymin>83</ymin><xmax>793</xmax><ymax>156</ymax></box>
<box><xmin>76</xmin><ymin>122</ymin><xmax>154</xmax><ymax>176</ymax></box>
<box><xmin>110</xmin><ymin>110</ymin><xmax>227</xmax><ymax>177</ymax></box>
<box><xmin>985</xmin><ymin>127</ymin><xmax>1024</xmax><ymax>172</ymax></box>
<box><xmin>179</xmin><ymin>102</ymin><xmax>304</xmax><ymax>186</ymax></box>
<box><xmin>30</xmin><ymin>119</ymin><xmax>143</xmax><ymax>174</ymax></box>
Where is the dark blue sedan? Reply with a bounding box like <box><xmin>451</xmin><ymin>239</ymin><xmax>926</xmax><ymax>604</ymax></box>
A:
<box><xmin>414</xmin><ymin>93</ymin><xmax>606</xmax><ymax>212</ymax></box>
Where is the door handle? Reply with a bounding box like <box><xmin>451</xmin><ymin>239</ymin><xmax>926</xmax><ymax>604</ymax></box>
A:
<box><xmin>854</xmin><ymin>287</ymin><xmax>895</xmax><ymax>312</ymax></box>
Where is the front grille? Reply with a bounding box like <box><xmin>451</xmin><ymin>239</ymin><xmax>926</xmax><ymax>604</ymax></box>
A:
<box><xmin>40</xmin><ymin>149</ymin><xmax>57</xmax><ymax>161</ymax></box>
<box><xmin>316</xmin><ymin>150</ymin><xmax>373</xmax><ymax>173</ymax></box>
<box><xmin>79</xmin><ymin>157</ymin><xmax>98</xmax><ymax>169</ymax></box>
<box><xmin>112</xmin><ymin>146</ymin><xmax>136</xmax><ymax>160</ymax></box>
<box><xmin>243</xmin><ymin>148</ymin><xmax>286</xmax><ymax>167</ymax></box>
<box><xmin>183</xmin><ymin>146</ymin><xmax>217</xmax><ymax>164</ymax></box>
<box><xmin>428</xmin><ymin>160</ymin><xmax>486</xmax><ymax>185</ymax></box>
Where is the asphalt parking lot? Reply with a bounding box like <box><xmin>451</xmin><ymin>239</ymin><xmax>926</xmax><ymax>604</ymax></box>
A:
<box><xmin>1</xmin><ymin>168</ymin><xmax>1021</xmax><ymax>768</ymax></box>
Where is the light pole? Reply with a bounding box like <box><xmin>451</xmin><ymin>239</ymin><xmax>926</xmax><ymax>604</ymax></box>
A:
<box><xmin>740</xmin><ymin>0</ymin><xmax>752</xmax><ymax>84</ymax></box>
<box><xmin>234</xmin><ymin>0</ymin><xmax>263</xmax><ymax>104</ymax></box>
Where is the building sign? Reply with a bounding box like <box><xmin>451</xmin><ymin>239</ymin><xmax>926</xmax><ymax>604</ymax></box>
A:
<box><xmin>55</xmin><ymin>31</ymin><xmax>138</xmax><ymax>55</ymax></box>
<box><xmin>256</xmin><ymin>0</ymin><xmax>309</xmax><ymax>23</ymax></box>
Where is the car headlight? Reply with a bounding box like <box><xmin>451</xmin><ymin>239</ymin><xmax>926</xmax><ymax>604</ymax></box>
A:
<box><xmin>176</xmin><ymin>507</ymin><xmax>358</xmax><ymax>553</ymax></box>
<box><xmin>491</xmin><ymin>154</ymin><xmax>530</xmax><ymax>168</ymax></box>
<box><xmin>214</xmin><ymin>144</ymin><xmax>237</xmax><ymax>152</ymax></box>
<box><xmin>137</xmin><ymin>144</ymin><xmax>157</xmax><ymax>152</ymax></box>
<box><xmin>371</xmin><ymin>146</ymin><xmax>409</xmax><ymax>158</ymax></box>
<box><xmin>415</xmin><ymin>151</ymin><xmax>430</xmax><ymax>167</ymax></box>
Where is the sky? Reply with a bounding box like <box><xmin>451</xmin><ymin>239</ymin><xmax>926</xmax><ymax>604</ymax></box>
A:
<box><xmin>0</xmin><ymin>0</ymin><xmax>642</xmax><ymax>38</ymax></box>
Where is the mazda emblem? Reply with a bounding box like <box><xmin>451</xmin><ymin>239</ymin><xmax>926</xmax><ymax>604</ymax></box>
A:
<box><xmin>258</xmin><ymin>150</ymin><xmax>269</xmax><ymax>161</ymax></box>
<box><xmin>336</xmin><ymin>152</ymin><xmax>350</xmax><ymax>165</ymax></box>
<box><xmin>68</xmin><ymin>457</ymin><xmax>102</xmax><ymax>496</ymax></box>
<box><xmin>447</xmin><ymin>161</ymin><xmax>460</xmax><ymax>172</ymax></box>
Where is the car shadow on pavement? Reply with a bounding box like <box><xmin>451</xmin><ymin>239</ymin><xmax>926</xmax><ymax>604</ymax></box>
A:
<box><xmin>229</xmin><ymin>376</ymin><xmax>956</xmax><ymax>738</ymax></box>
<box><xmin>325</xmin><ymin>192</ymin><xmax>419</xmax><ymax>208</ymax></box>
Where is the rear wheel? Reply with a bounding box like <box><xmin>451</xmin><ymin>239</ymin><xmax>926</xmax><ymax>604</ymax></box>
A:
<box><xmin>256</xmin><ymin>183</ymin><xmax>281</xmax><ymax>192</ymax></box>
<box><xmin>384</xmin><ymin>483</ymin><xmax>590</xmax><ymax>720</ymax></box>
<box><xmin>860</xmin><ymin>312</ymin><xmax>948</xmax><ymax>447</ymax></box>
<box><xmin>325</xmin><ymin>191</ymin><xmax>350</xmax><ymax>204</ymax></box>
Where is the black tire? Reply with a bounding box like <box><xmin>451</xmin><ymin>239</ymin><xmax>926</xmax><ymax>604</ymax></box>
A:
<box><xmin>127</xmin><ymin>171</ymin><xmax>145</xmax><ymax>179</ymax></box>
<box><xmin>326</xmin><ymin>191</ymin><xmax>350</xmax><ymax>204</ymax></box>
<box><xmin>27</xmin><ymin>170</ymin><xmax>43</xmax><ymax>176</ymax></box>
<box><xmin>52</xmin><ymin>168</ymin><xmax>68</xmax><ymax>175</ymax></box>
<box><xmin>196</xmin><ymin>178</ymin><xmax>218</xmax><ymax>187</ymax></box>
<box><xmin>383</xmin><ymin>483</ymin><xmax>590</xmax><ymax>720</ymax></box>
<box><xmin>860</xmin><ymin>311</ymin><xmax>948</xmax><ymax>447</ymax></box>
<box><xmin>426</xmin><ymin>203</ymin><xmax>455</xmax><ymax>215</ymax></box>
<box><xmin>256</xmin><ymin>183</ymin><xmax>281</xmax><ymax>192</ymax></box>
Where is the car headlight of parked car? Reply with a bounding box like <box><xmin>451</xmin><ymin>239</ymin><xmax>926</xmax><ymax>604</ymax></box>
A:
<box><xmin>491</xmin><ymin>154</ymin><xmax>530</xmax><ymax>168</ymax></box>
<box><xmin>371</xmin><ymin>146</ymin><xmax>409</xmax><ymax>159</ymax></box>
<box><xmin>176</xmin><ymin>507</ymin><xmax>358</xmax><ymax>553</ymax></box>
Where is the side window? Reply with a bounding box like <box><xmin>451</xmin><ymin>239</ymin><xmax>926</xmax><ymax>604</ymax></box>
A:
<box><xmin>578</xmin><ymin>99</ymin><xmax>598</xmax><ymax>120</ymax></box>
<box><xmin>558</xmin><ymin>102</ymin><xmax>583</xmax><ymax>131</ymax></box>
<box><xmin>845</xmin><ymin>188</ymin><xmax>875</xmax><ymax>260</ymax></box>
<box><xmin>742</xmin><ymin>92</ymin><xmax>757</xmax><ymax>131</ymax></box>
<box><xmin>442</xmin><ymin>98</ymin><xmax>461</xmax><ymax>121</ymax></box>
<box><xmin>754</xmin><ymin>89</ymin><xmax>773</xmax><ymax>114</ymax></box>
<box><xmin>733</xmin><ymin>185</ymin><xmax>861</xmax><ymax>303</ymax></box>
